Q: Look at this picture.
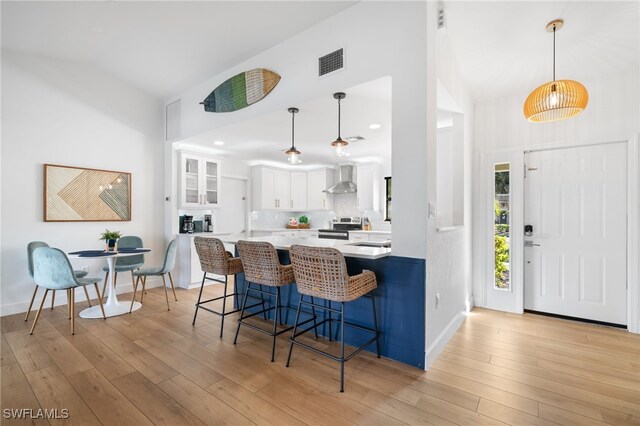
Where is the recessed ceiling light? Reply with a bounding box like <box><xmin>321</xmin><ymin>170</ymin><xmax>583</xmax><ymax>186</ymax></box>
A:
<box><xmin>213</xmin><ymin>140</ymin><xmax>224</xmax><ymax>146</ymax></box>
<box><xmin>368</xmin><ymin>123</ymin><xmax>382</xmax><ymax>130</ymax></box>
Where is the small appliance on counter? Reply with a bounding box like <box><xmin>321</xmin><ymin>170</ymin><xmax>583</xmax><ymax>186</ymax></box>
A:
<box><xmin>318</xmin><ymin>217</ymin><xmax>363</xmax><ymax>240</ymax></box>
<box><xmin>193</xmin><ymin>220</ymin><xmax>204</xmax><ymax>233</ymax></box>
<box><xmin>179</xmin><ymin>215</ymin><xmax>194</xmax><ymax>234</ymax></box>
<box><xmin>204</xmin><ymin>214</ymin><xmax>213</xmax><ymax>232</ymax></box>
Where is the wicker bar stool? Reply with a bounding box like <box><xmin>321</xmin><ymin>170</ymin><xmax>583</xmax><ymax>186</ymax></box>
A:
<box><xmin>234</xmin><ymin>240</ymin><xmax>317</xmax><ymax>362</ymax></box>
<box><xmin>192</xmin><ymin>237</ymin><xmax>246</xmax><ymax>337</ymax></box>
<box><xmin>287</xmin><ymin>245</ymin><xmax>380</xmax><ymax>392</ymax></box>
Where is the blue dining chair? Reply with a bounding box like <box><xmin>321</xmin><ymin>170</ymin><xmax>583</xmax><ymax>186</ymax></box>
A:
<box><xmin>101</xmin><ymin>236</ymin><xmax>145</xmax><ymax>298</ymax></box>
<box><xmin>31</xmin><ymin>247</ymin><xmax>106</xmax><ymax>335</ymax></box>
<box><xmin>131</xmin><ymin>239</ymin><xmax>178</xmax><ymax>311</ymax></box>
<box><xmin>25</xmin><ymin>241</ymin><xmax>92</xmax><ymax>322</ymax></box>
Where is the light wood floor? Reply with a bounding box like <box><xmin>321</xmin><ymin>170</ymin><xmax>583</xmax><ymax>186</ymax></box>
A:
<box><xmin>2</xmin><ymin>283</ymin><xmax>639</xmax><ymax>425</ymax></box>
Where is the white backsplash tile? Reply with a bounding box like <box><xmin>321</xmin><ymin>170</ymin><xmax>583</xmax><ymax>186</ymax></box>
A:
<box><xmin>251</xmin><ymin>210</ymin><xmax>335</xmax><ymax>230</ymax></box>
<box><xmin>251</xmin><ymin>192</ymin><xmax>391</xmax><ymax>232</ymax></box>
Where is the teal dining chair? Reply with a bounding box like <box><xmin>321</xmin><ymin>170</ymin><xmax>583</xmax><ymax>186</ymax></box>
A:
<box><xmin>31</xmin><ymin>247</ymin><xmax>106</xmax><ymax>335</ymax></box>
<box><xmin>25</xmin><ymin>241</ymin><xmax>92</xmax><ymax>322</ymax></box>
<box><xmin>131</xmin><ymin>239</ymin><xmax>178</xmax><ymax>312</ymax></box>
<box><xmin>101</xmin><ymin>235</ymin><xmax>145</xmax><ymax>298</ymax></box>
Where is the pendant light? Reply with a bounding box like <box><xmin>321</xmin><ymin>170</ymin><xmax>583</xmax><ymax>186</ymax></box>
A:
<box><xmin>524</xmin><ymin>19</ymin><xmax>588</xmax><ymax>123</ymax></box>
<box><xmin>285</xmin><ymin>107</ymin><xmax>301</xmax><ymax>164</ymax></box>
<box><xmin>330</xmin><ymin>92</ymin><xmax>348</xmax><ymax>157</ymax></box>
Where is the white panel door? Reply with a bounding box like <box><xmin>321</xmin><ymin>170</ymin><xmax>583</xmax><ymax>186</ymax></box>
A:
<box><xmin>218</xmin><ymin>177</ymin><xmax>246</xmax><ymax>240</ymax></box>
<box><xmin>524</xmin><ymin>142</ymin><xmax>627</xmax><ymax>325</ymax></box>
<box><xmin>290</xmin><ymin>172</ymin><xmax>308</xmax><ymax>210</ymax></box>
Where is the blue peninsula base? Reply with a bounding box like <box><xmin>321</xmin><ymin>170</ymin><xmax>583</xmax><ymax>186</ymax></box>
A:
<box><xmin>234</xmin><ymin>250</ymin><xmax>426</xmax><ymax>369</ymax></box>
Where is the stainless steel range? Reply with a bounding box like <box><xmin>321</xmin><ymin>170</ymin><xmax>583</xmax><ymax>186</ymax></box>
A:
<box><xmin>318</xmin><ymin>217</ymin><xmax>363</xmax><ymax>240</ymax></box>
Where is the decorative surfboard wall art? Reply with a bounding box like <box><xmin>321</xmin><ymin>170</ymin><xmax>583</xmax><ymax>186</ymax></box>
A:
<box><xmin>200</xmin><ymin>68</ymin><xmax>281</xmax><ymax>113</ymax></box>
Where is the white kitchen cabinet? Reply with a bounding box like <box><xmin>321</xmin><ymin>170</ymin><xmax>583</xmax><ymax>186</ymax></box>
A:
<box><xmin>252</xmin><ymin>166</ymin><xmax>293</xmax><ymax>210</ymax></box>
<box><xmin>177</xmin><ymin>234</ymin><xmax>227</xmax><ymax>288</ymax></box>
<box><xmin>272</xmin><ymin>231</ymin><xmax>297</xmax><ymax>237</ymax></box>
<box><xmin>307</xmin><ymin>168</ymin><xmax>334</xmax><ymax>210</ymax></box>
<box><xmin>290</xmin><ymin>172</ymin><xmax>308</xmax><ymax>210</ymax></box>
<box><xmin>349</xmin><ymin>233</ymin><xmax>368</xmax><ymax>242</ymax></box>
<box><xmin>274</xmin><ymin>170</ymin><xmax>291</xmax><ymax>209</ymax></box>
<box><xmin>260</xmin><ymin>168</ymin><xmax>277</xmax><ymax>209</ymax></box>
<box><xmin>368</xmin><ymin>233</ymin><xmax>392</xmax><ymax>242</ymax></box>
<box><xmin>356</xmin><ymin>163</ymin><xmax>381</xmax><ymax>211</ymax></box>
<box><xmin>180</xmin><ymin>151</ymin><xmax>221</xmax><ymax>209</ymax></box>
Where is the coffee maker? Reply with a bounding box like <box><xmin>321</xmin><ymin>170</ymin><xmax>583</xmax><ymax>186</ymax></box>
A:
<box><xmin>179</xmin><ymin>215</ymin><xmax>194</xmax><ymax>234</ymax></box>
<box><xmin>204</xmin><ymin>214</ymin><xmax>213</xmax><ymax>232</ymax></box>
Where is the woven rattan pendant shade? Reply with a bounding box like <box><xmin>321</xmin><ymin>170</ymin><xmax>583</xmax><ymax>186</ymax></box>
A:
<box><xmin>524</xmin><ymin>79</ymin><xmax>589</xmax><ymax>122</ymax></box>
<box><xmin>524</xmin><ymin>18</ymin><xmax>588</xmax><ymax>123</ymax></box>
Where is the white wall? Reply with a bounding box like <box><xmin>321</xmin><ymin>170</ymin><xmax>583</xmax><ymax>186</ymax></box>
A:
<box><xmin>166</xmin><ymin>2</ymin><xmax>427</xmax><ymax>259</ymax></box>
<box><xmin>471</xmin><ymin>70</ymin><xmax>640</xmax><ymax>312</ymax></box>
<box><xmin>1</xmin><ymin>50</ymin><xmax>164</xmax><ymax>315</ymax></box>
<box><xmin>424</xmin><ymin>2</ymin><xmax>475</xmax><ymax>366</ymax></box>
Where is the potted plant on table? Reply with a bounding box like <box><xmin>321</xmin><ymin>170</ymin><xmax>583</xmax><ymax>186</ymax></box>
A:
<box><xmin>298</xmin><ymin>215</ymin><xmax>310</xmax><ymax>229</ymax></box>
<box><xmin>100</xmin><ymin>229</ymin><xmax>122</xmax><ymax>252</ymax></box>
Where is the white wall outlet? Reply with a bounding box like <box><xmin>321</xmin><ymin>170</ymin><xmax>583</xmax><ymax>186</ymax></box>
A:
<box><xmin>428</xmin><ymin>202</ymin><xmax>438</xmax><ymax>219</ymax></box>
<box><xmin>436</xmin><ymin>292</ymin><xmax>440</xmax><ymax>308</ymax></box>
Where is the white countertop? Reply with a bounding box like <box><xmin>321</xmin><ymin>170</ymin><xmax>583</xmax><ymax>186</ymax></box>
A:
<box><xmin>349</xmin><ymin>230</ymin><xmax>392</xmax><ymax>235</ymax></box>
<box><xmin>178</xmin><ymin>231</ymin><xmax>232</xmax><ymax>237</ymax></box>
<box><xmin>252</xmin><ymin>228</ymin><xmax>320</xmax><ymax>232</ymax></box>
<box><xmin>219</xmin><ymin>236</ymin><xmax>391</xmax><ymax>260</ymax></box>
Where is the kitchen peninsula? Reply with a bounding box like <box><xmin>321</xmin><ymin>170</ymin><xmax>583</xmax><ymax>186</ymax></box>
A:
<box><xmin>221</xmin><ymin>235</ymin><xmax>425</xmax><ymax>368</ymax></box>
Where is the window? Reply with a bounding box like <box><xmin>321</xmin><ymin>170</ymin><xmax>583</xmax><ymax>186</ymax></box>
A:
<box><xmin>494</xmin><ymin>163</ymin><xmax>510</xmax><ymax>289</ymax></box>
<box><xmin>384</xmin><ymin>176</ymin><xmax>392</xmax><ymax>222</ymax></box>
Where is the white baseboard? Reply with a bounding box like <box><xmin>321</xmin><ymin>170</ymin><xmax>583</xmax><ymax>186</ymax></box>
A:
<box><xmin>0</xmin><ymin>277</ymin><xmax>163</xmax><ymax>317</ymax></box>
<box><xmin>424</xmin><ymin>296</ymin><xmax>472</xmax><ymax>369</ymax></box>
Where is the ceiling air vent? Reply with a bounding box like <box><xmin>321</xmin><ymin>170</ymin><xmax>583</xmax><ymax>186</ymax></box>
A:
<box><xmin>319</xmin><ymin>48</ymin><xmax>344</xmax><ymax>77</ymax></box>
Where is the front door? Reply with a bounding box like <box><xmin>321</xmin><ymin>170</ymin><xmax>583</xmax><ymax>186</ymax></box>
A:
<box><xmin>524</xmin><ymin>142</ymin><xmax>627</xmax><ymax>325</ymax></box>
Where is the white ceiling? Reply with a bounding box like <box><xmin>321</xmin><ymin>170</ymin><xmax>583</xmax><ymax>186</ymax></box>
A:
<box><xmin>178</xmin><ymin>76</ymin><xmax>392</xmax><ymax>167</ymax></box>
<box><xmin>444</xmin><ymin>1</ymin><xmax>640</xmax><ymax>100</ymax></box>
<box><xmin>1</xmin><ymin>1</ymin><xmax>355</xmax><ymax>99</ymax></box>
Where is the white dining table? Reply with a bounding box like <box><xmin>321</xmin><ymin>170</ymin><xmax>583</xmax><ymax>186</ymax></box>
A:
<box><xmin>68</xmin><ymin>249</ymin><xmax>151</xmax><ymax>319</ymax></box>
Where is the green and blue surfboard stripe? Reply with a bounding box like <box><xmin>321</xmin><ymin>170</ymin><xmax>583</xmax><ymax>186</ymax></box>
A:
<box><xmin>201</xmin><ymin>68</ymin><xmax>281</xmax><ymax>113</ymax></box>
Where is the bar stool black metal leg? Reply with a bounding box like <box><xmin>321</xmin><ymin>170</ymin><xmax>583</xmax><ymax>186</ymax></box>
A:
<box><xmin>286</xmin><ymin>294</ymin><xmax>303</xmax><ymax>367</ymax></box>
<box><xmin>340</xmin><ymin>302</ymin><xmax>345</xmax><ymax>393</ymax></box>
<box><xmin>234</xmin><ymin>283</ymin><xmax>251</xmax><ymax>344</ymax></box>
<box><xmin>192</xmin><ymin>272</ymin><xmax>207</xmax><ymax>325</ymax></box>
<box><xmin>259</xmin><ymin>285</ymin><xmax>268</xmax><ymax>320</ymax></box>
<box><xmin>277</xmin><ymin>287</ymin><xmax>284</xmax><ymax>325</ymax></box>
<box><xmin>310</xmin><ymin>296</ymin><xmax>319</xmax><ymax>339</ymax></box>
<box><xmin>371</xmin><ymin>292</ymin><xmax>381</xmax><ymax>358</ymax></box>
<box><xmin>219</xmin><ymin>275</ymin><xmax>228</xmax><ymax>338</ymax></box>
<box><xmin>233</xmin><ymin>274</ymin><xmax>238</xmax><ymax>308</ymax></box>
<box><xmin>270</xmin><ymin>287</ymin><xmax>280</xmax><ymax>362</ymax></box>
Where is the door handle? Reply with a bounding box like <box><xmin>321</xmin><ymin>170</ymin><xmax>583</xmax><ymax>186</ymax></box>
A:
<box><xmin>524</xmin><ymin>241</ymin><xmax>541</xmax><ymax>247</ymax></box>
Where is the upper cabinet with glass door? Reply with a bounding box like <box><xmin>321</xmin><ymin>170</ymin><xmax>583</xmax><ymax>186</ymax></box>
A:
<box><xmin>179</xmin><ymin>151</ymin><xmax>222</xmax><ymax>209</ymax></box>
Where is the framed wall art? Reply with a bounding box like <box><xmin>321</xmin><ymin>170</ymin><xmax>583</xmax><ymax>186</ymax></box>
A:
<box><xmin>44</xmin><ymin>164</ymin><xmax>131</xmax><ymax>222</ymax></box>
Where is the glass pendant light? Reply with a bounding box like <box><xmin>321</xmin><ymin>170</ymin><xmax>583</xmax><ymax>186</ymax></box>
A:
<box><xmin>524</xmin><ymin>19</ymin><xmax>589</xmax><ymax>122</ymax></box>
<box><xmin>330</xmin><ymin>92</ymin><xmax>348</xmax><ymax>157</ymax></box>
<box><xmin>285</xmin><ymin>107</ymin><xmax>301</xmax><ymax>164</ymax></box>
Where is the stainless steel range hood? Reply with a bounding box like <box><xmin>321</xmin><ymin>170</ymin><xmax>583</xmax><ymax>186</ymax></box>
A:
<box><xmin>324</xmin><ymin>165</ymin><xmax>357</xmax><ymax>194</ymax></box>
